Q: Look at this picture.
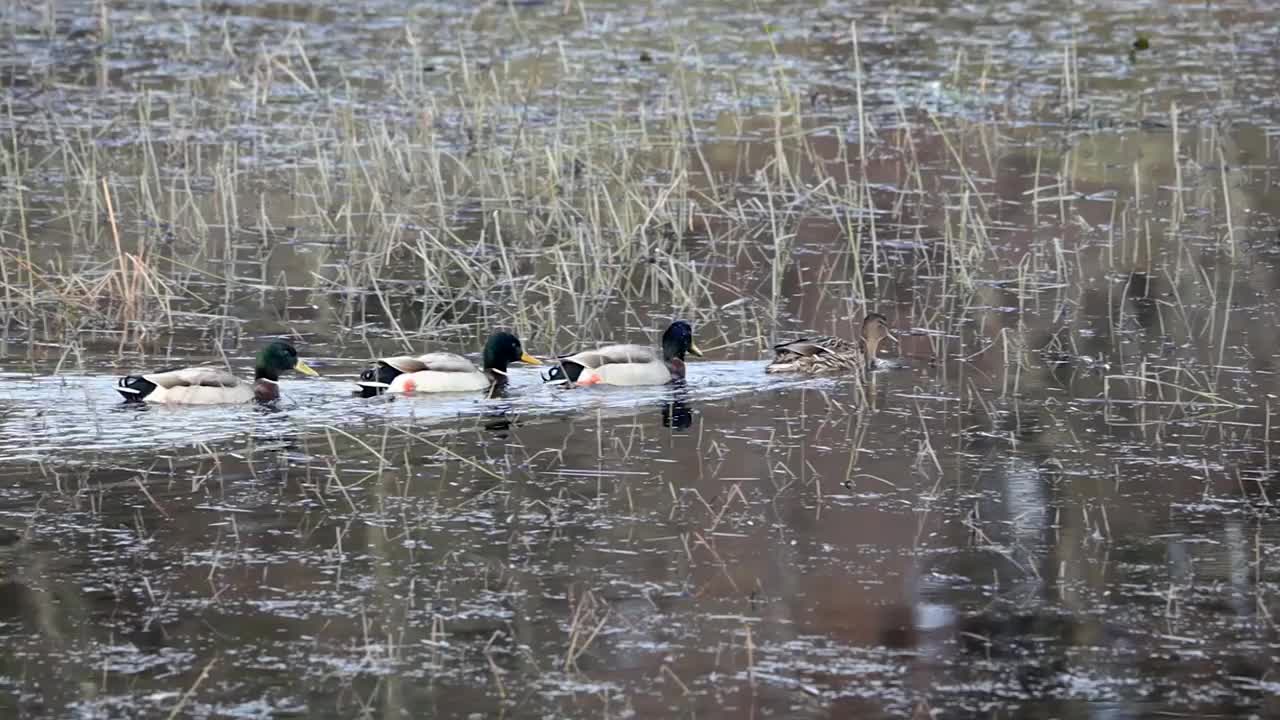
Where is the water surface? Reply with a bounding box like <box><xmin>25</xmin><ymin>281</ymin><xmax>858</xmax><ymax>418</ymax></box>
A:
<box><xmin>1</xmin><ymin>0</ymin><xmax>1279</xmax><ymax>717</ymax></box>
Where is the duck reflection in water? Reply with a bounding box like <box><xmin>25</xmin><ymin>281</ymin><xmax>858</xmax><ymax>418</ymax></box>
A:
<box><xmin>480</xmin><ymin>386</ymin><xmax>521</xmax><ymax>437</ymax></box>
<box><xmin>661</xmin><ymin>386</ymin><xmax>695</xmax><ymax>430</ymax></box>
<box><xmin>483</xmin><ymin>407</ymin><xmax>514</xmax><ymax>436</ymax></box>
<box><xmin>249</xmin><ymin>404</ymin><xmax>304</xmax><ymax>457</ymax></box>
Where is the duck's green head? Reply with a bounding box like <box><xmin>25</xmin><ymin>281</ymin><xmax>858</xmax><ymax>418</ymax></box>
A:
<box><xmin>255</xmin><ymin>340</ymin><xmax>320</xmax><ymax>380</ymax></box>
<box><xmin>661</xmin><ymin>321</ymin><xmax>703</xmax><ymax>361</ymax></box>
<box><xmin>482</xmin><ymin>332</ymin><xmax>541</xmax><ymax>373</ymax></box>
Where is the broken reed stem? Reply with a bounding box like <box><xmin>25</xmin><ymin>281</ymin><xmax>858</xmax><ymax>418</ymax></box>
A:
<box><xmin>165</xmin><ymin>657</ymin><xmax>217</xmax><ymax>720</ymax></box>
<box><xmin>102</xmin><ymin>175</ymin><xmax>143</xmax><ymax>328</ymax></box>
<box><xmin>103</xmin><ymin>177</ymin><xmax>125</xmax><ymax>281</ymax></box>
<box><xmin>134</xmin><ymin>477</ymin><xmax>171</xmax><ymax>520</ymax></box>
<box><xmin>660</xmin><ymin>665</ymin><xmax>691</xmax><ymax>695</ymax></box>
<box><xmin>851</xmin><ymin>21</ymin><xmax>868</xmax><ymax>169</ymax></box>
<box><xmin>1104</xmin><ymin>374</ymin><xmax>1243</xmax><ymax>408</ymax></box>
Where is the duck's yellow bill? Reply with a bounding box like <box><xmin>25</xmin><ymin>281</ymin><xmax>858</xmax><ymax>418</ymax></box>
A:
<box><xmin>688</xmin><ymin>342</ymin><xmax>704</xmax><ymax>357</ymax></box>
<box><xmin>520</xmin><ymin>351</ymin><xmax>543</xmax><ymax>365</ymax></box>
<box><xmin>294</xmin><ymin>359</ymin><xmax>320</xmax><ymax>376</ymax></box>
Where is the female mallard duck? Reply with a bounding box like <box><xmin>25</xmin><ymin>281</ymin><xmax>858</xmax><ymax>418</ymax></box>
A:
<box><xmin>544</xmin><ymin>321</ymin><xmax>703</xmax><ymax>386</ymax></box>
<box><xmin>116</xmin><ymin>340</ymin><xmax>319</xmax><ymax>404</ymax></box>
<box><xmin>355</xmin><ymin>331</ymin><xmax>541</xmax><ymax>397</ymax></box>
<box><xmin>766</xmin><ymin>313</ymin><xmax>894</xmax><ymax>374</ymax></box>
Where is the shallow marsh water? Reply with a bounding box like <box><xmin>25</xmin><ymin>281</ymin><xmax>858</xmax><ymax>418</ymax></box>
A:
<box><xmin>1</xmin><ymin>0</ymin><xmax>1280</xmax><ymax>718</ymax></box>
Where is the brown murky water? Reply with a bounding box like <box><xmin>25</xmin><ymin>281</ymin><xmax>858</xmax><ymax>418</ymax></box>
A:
<box><xmin>1</xmin><ymin>0</ymin><xmax>1279</xmax><ymax>717</ymax></box>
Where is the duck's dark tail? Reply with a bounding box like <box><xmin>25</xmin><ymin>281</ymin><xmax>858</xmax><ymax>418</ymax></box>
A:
<box><xmin>354</xmin><ymin>365</ymin><xmax>402</xmax><ymax>398</ymax></box>
<box><xmin>116</xmin><ymin>375</ymin><xmax>156</xmax><ymax>402</ymax></box>
<box><xmin>542</xmin><ymin>361</ymin><xmax>585</xmax><ymax>385</ymax></box>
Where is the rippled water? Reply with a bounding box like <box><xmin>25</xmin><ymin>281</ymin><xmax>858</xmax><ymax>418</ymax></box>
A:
<box><xmin>2</xmin><ymin>0</ymin><xmax>1280</xmax><ymax>717</ymax></box>
<box><xmin>2</xmin><ymin>350</ymin><xmax>1276</xmax><ymax>718</ymax></box>
<box><xmin>0</xmin><ymin>360</ymin><xmax>828</xmax><ymax>459</ymax></box>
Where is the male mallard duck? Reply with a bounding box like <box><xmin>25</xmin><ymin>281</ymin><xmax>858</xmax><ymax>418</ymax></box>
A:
<box><xmin>766</xmin><ymin>313</ymin><xmax>894</xmax><ymax>374</ymax></box>
<box><xmin>355</xmin><ymin>331</ymin><xmax>540</xmax><ymax>396</ymax></box>
<box><xmin>544</xmin><ymin>321</ymin><xmax>703</xmax><ymax>386</ymax></box>
<box><xmin>116</xmin><ymin>340</ymin><xmax>320</xmax><ymax>404</ymax></box>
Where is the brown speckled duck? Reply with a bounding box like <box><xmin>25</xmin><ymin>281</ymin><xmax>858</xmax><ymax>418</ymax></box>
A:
<box><xmin>766</xmin><ymin>313</ymin><xmax>894</xmax><ymax>374</ymax></box>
